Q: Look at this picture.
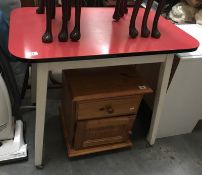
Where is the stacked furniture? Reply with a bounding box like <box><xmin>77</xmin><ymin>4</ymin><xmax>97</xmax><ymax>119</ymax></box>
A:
<box><xmin>60</xmin><ymin>66</ymin><xmax>152</xmax><ymax>157</ymax></box>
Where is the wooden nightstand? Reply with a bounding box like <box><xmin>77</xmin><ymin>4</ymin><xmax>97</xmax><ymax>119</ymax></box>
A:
<box><xmin>60</xmin><ymin>66</ymin><xmax>153</xmax><ymax>157</ymax></box>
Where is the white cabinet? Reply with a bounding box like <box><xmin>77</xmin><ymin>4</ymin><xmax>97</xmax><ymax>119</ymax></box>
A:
<box><xmin>157</xmin><ymin>24</ymin><xmax>202</xmax><ymax>138</ymax></box>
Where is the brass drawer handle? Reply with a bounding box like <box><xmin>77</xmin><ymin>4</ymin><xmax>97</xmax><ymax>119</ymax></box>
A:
<box><xmin>99</xmin><ymin>105</ymin><xmax>114</xmax><ymax>114</ymax></box>
<box><xmin>105</xmin><ymin>105</ymin><xmax>114</xmax><ymax>114</ymax></box>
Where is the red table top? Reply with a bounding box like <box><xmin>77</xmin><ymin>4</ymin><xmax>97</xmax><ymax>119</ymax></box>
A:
<box><xmin>9</xmin><ymin>7</ymin><xmax>199</xmax><ymax>62</ymax></box>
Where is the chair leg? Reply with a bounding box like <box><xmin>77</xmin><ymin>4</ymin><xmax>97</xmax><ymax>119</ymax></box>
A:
<box><xmin>36</xmin><ymin>0</ymin><xmax>45</xmax><ymax>14</ymax></box>
<box><xmin>141</xmin><ymin>0</ymin><xmax>154</xmax><ymax>38</ymax></box>
<box><xmin>51</xmin><ymin>0</ymin><xmax>56</xmax><ymax>19</ymax></box>
<box><xmin>70</xmin><ymin>0</ymin><xmax>81</xmax><ymax>41</ymax></box>
<box><xmin>68</xmin><ymin>0</ymin><xmax>71</xmax><ymax>21</ymax></box>
<box><xmin>119</xmin><ymin>0</ymin><xmax>125</xmax><ymax>18</ymax></box>
<box><xmin>151</xmin><ymin>0</ymin><xmax>165</xmax><ymax>38</ymax></box>
<box><xmin>42</xmin><ymin>0</ymin><xmax>53</xmax><ymax>43</ymax></box>
<box><xmin>113</xmin><ymin>0</ymin><xmax>122</xmax><ymax>21</ymax></box>
<box><xmin>129</xmin><ymin>0</ymin><xmax>143</xmax><ymax>38</ymax></box>
<box><xmin>58</xmin><ymin>0</ymin><xmax>68</xmax><ymax>42</ymax></box>
<box><xmin>123</xmin><ymin>0</ymin><xmax>128</xmax><ymax>14</ymax></box>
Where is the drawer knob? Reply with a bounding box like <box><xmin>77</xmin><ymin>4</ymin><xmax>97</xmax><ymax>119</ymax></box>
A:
<box><xmin>128</xmin><ymin>131</ymin><xmax>132</xmax><ymax>135</ymax></box>
<box><xmin>130</xmin><ymin>107</ymin><xmax>135</xmax><ymax>111</ymax></box>
<box><xmin>105</xmin><ymin>105</ymin><xmax>114</xmax><ymax>114</ymax></box>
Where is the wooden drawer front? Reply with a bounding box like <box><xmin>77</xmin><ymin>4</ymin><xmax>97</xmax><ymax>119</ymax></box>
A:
<box><xmin>74</xmin><ymin>116</ymin><xmax>135</xmax><ymax>149</ymax></box>
<box><xmin>77</xmin><ymin>95</ymin><xmax>142</xmax><ymax>120</ymax></box>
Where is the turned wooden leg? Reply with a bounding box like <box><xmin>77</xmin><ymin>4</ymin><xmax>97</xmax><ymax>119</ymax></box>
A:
<box><xmin>119</xmin><ymin>0</ymin><xmax>125</xmax><ymax>18</ymax></box>
<box><xmin>68</xmin><ymin>0</ymin><xmax>71</xmax><ymax>21</ymax></box>
<box><xmin>123</xmin><ymin>0</ymin><xmax>128</xmax><ymax>14</ymax></box>
<box><xmin>36</xmin><ymin>0</ymin><xmax>45</xmax><ymax>14</ymax></box>
<box><xmin>141</xmin><ymin>0</ymin><xmax>154</xmax><ymax>38</ymax></box>
<box><xmin>151</xmin><ymin>0</ymin><xmax>166</xmax><ymax>38</ymax></box>
<box><xmin>51</xmin><ymin>0</ymin><xmax>56</xmax><ymax>19</ymax></box>
<box><xmin>58</xmin><ymin>0</ymin><xmax>68</xmax><ymax>42</ymax></box>
<box><xmin>70</xmin><ymin>0</ymin><xmax>81</xmax><ymax>41</ymax></box>
<box><xmin>129</xmin><ymin>0</ymin><xmax>143</xmax><ymax>38</ymax></box>
<box><xmin>113</xmin><ymin>0</ymin><xmax>122</xmax><ymax>21</ymax></box>
<box><xmin>42</xmin><ymin>0</ymin><xmax>53</xmax><ymax>43</ymax></box>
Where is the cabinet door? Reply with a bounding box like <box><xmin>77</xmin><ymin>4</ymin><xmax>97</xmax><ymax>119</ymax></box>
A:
<box><xmin>74</xmin><ymin>116</ymin><xmax>135</xmax><ymax>149</ymax></box>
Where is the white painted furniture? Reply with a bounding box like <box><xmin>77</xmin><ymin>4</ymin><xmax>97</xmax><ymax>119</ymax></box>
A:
<box><xmin>157</xmin><ymin>24</ymin><xmax>202</xmax><ymax>138</ymax></box>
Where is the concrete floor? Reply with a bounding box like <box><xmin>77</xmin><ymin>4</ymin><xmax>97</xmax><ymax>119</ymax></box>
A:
<box><xmin>1</xmin><ymin>89</ymin><xmax>202</xmax><ymax>175</ymax></box>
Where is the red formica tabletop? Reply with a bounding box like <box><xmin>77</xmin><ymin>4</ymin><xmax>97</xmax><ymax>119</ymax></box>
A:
<box><xmin>9</xmin><ymin>7</ymin><xmax>199</xmax><ymax>62</ymax></box>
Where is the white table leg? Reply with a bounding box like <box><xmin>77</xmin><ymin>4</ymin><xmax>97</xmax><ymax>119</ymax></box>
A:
<box><xmin>35</xmin><ymin>63</ymin><xmax>49</xmax><ymax>167</ymax></box>
<box><xmin>31</xmin><ymin>63</ymin><xmax>37</xmax><ymax>104</ymax></box>
<box><xmin>147</xmin><ymin>54</ymin><xmax>174</xmax><ymax>145</ymax></box>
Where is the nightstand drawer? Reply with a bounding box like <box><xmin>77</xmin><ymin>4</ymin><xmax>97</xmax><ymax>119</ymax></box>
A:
<box><xmin>77</xmin><ymin>95</ymin><xmax>142</xmax><ymax>120</ymax></box>
<box><xmin>74</xmin><ymin>115</ymin><xmax>135</xmax><ymax>149</ymax></box>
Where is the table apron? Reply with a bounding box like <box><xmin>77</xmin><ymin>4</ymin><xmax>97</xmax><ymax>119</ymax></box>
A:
<box><xmin>44</xmin><ymin>54</ymin><xmax>167</xmax><ymax>71</ymax></box>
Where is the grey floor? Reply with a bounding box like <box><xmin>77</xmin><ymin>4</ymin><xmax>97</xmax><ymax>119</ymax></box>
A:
<box><xmin>1</xmin><ymin>89</ymin><xmax>202</xmax><ymax>175</ymax></box>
